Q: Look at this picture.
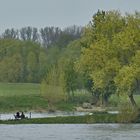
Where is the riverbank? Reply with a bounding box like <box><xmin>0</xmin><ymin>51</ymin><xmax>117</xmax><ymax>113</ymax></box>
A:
<box><xmin>0</xmin><ymin>83</ymin><xmax>140</xmax><ymax>113</ymax></box>
<box><xmin>0</xmin><ymin>83</ymin><xmax>84</xmax><ymax>112</ymax></box>
<box><xmin>0</xmin><ymin>114</ymin><xmax>117</xmax><ymax>124</ymax></box>
<box><xmin>0</xmin><ymin>113</ymin><xmax>140</xmax><ymax>124</ymax></box>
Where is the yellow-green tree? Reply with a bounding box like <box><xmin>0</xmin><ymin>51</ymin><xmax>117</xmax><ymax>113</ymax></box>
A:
<box><xmin>77</xmin><ymin>11</ymin><xmax>140</xmax><ymax>107</ymax></box>
<box><xmin>41</xmin><ymin>66</ymin><xmax>66</xmax><ymax>110</ymax></box>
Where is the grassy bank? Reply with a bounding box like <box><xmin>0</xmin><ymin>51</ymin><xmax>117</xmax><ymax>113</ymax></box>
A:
<box><xmin>0</xmin><ymin>114</ymin><xmax>118</xmax><ymax>124</ymax></box>
<box><xmin>0</xmin><ymin>83</ymin><xmax>76</xmax><ymax>112</ymax></box>
<box><xmin>0</xmin><ymin>83</ymin><xmax>48</xmax><ymax>112</ymax></box>
<box><xmin>0</xmin><ymin>113</ymin><xmax>140</xmax><ymax>124</ymax></box>
<box><xmin>109</xmin><ymin>94</ymin><xmax>140</xmax><ymax>107</ymax></box>
<box><xmin>0</xmin><ymin>83</ymin><xmax>140</xmax><ymax>113</ymax></box>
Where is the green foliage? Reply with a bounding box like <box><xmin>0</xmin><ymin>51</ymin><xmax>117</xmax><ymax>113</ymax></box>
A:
<box><xmin>0</xmin><ymin>83</ymin><xmax>86</xmax><ymax>112</ymax></box>
<box><xmin>77</xmin><ymin>10</ymin><xmax>140</xmax><ymax>107</ymax></box>
<box><xmin>134</xmin><ymin>95</ymin><xmax>140</xmax><ymax>106</ymax></box>
<box><xmin>0</xmin><ymin>54</ymin><xmax>22</xmax><ymax>82</ymax></box>
<box><xmin>41</xmin><ymin>66</ymin><xmax>66</xmax><ymax>110</ymax></box>
<box><xmin>27</xmin><ymin>52</ymin><xmax>39</xmax><ymax>82</ymax></box>
<box><xmin>0</xmin><ymin>11</ymin><xmax>140</xmax><ymax>111</ymax></box>
<box><xmin>114</xmin><ymin>65</ymin><xmax>138</xmax><ymax>96</ymax></box>
<box><xmin>59</xmin><ymin>40</ymin><xmax>86</xmax><ymax>101</ymax></box>
<box><xmin>55</xmin><ymin>101</ymin><xmax>75</xmax><ymax>111</ymax></box>
<box><xmin>109</xmin><ymin>94</ymin><xmax>127</xmax><ymax>107</ymax></box>
<box><xmin>0</xmin><ymin>39</ymin><xmax>48</xmax><ymax>83</ymax></box>
<box><xmin>117</xmin><ymin>103</ymin><xmax>139</xmax><ymax>123</ymax></box>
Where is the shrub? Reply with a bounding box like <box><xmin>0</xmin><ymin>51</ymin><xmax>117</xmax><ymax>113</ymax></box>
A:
<box><xmin>117</xmin><ymin>103</ymin><xmax>139</xmax><ymax>123</ymax></box>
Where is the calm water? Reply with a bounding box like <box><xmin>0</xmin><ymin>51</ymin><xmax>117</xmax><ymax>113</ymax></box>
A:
<box><xmin>0</xmin><ymin>111</ymin><xmax>118</xmax><ymax>120</ymax></box>
<box><xmin>0</xmin><ymin>112</ymin><xmax>88</xmax><ymax>120</ymax></box>
<box><xmin>0</xmin><ymin>124</ymin><xmax>140</xmax><ymax>140</ymax></box>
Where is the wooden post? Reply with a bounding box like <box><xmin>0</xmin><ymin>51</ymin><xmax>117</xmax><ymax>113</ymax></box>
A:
<box><xmin>29</xmin><ymin>112</ymin><xmax>31</xmax><ymax>119</ymax></box>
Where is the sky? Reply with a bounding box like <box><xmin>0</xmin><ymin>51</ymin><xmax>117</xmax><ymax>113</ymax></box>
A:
<box><xmin>0</xmin><ymin>0</ymin><xmax>139</xmax><ymax>31</ymax></box>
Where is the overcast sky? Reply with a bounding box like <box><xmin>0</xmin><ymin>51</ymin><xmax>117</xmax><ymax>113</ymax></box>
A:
<box><xmin>0</xmin><ymin>0</ymin><xmax>139</xmax><ymax>31</ymax></box>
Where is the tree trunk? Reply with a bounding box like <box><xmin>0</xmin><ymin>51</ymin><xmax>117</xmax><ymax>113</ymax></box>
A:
<box><xmin>101</xmin><ymin>94</ymin><xmax>104</xmax><ymax>107</ymax></box>
<box><xmin>128</xmin><ymin>94</ymin><xmax>137</xmax><ymax>107</ymax></box>
<box><xmin>71</xmin><ymin>90</ymin><xmax>75</xmax><ymax>102</ymax></box>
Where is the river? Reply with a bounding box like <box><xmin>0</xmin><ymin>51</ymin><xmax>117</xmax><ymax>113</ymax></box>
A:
<box><xmin>0</xmin><ymin>111</ymin><xmax>89</xmax><ymax>120</ymax></box>
<box><xmin>0</xmin><ymin>111</ymin><xmax>119</xmax><ymax>120</ymax></box>
<box><xmin>0</xmin><ymin>124</ymin><xmax>140</xmax><ymax>140</ymax></box>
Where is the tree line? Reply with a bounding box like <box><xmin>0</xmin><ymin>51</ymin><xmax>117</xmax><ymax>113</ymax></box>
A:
<box><xmin>0</xmin><ymin>10</ymin><xmax>140</xmax><ymax>107</ymax></box>
<box><xmin>77</xmin><ymin>10</ymin><xmax>140</xmax><ymax>107</ymax></box>
<box><xmin>1</xmin><ymin>25</ymin><xmax>83</xmax><ymax>47</ymax></box>
<box><xmin>0</xmin><ymin>25</ymin><xmax>83</xmax><ymax>83</ymax></box>
<box><xmin>41</xmin><ymin>10</ymin><xmax>140</xmax><ymax>107</ymax></box>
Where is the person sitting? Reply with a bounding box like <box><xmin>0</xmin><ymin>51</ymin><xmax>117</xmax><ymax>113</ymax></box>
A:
<box><xmin>14</xmin><ymin>112</ymin><xmax>20</xmax><ymax>119</ymax></box>
<box><xmin>20</xmin><ymin>112</ymin><xmax>25</xmax><ymax>119</ymax></box>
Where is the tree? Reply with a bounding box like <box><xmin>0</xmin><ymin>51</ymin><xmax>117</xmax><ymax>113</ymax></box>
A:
<box><xmin>38</xmin><ymin>51</ymin><xmax>48</xmax><ymax>81</ymax></box>
<box><xmin>77</xmin><ymin>11</ymin><xmax>140</xmax><ymax>107</ymax></box>
<box><xmin>57</xmin><ymin>40</ymin><xmax>85</xmax><ymax>101</ymax></box>
<box><xmin>27</xmin><ymin>52</ymin><xmax>39</xmax><ymax>82</ymax></box>
<box><xmin>0</xmin><ymin>39</ymin><xmax>45</xmax><ymax>83</ymax></box>
<box><xmin>2</xmin><ymin>28</ymin><xmax>19</xmax><ymax>39</ymax></box>
<box><xmin>41</xmin><ymin>66</ymin><xmax>66</xmax><ymax>110</ymax></box>
<box><xmin>115</xmin><ymin>51</ymin><xmax>140</xmax><ymax>107</ymax></box>
<box><xmin>20</xmin><ymin>27</ymin><xmax>39</xmax><ymax>42</ymax></box>
<box><xmin>40</xmin><ymin>27</ymin><xmax>62</xmax><ymax>47</ymax></box>
<box><xmin>0</xmin><ymin>54</ymin><xmax>22</xmax><ymax>82</ymax></box>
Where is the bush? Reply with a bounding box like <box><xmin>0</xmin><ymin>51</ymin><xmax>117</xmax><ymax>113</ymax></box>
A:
<box><xmin>117</xmin><ymin>103</ymin><xmax>139</xmax><ymax>123</ymax></box>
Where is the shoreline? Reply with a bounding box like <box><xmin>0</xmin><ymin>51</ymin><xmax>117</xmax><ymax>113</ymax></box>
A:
<box><xmin>0</xmin><ymin>114</ymin><xmax>139</xmax><ymax>124</ymax></box>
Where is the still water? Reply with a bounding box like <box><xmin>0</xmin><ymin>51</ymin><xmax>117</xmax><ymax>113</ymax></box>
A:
<box><xmin>0</xmin><ymin>124</ymin><xmax>140</xmax><ymax>140</ymax></box>
<box><xmin>0</xmin><ymin>111</ymin><xmax>88</xmax><ymax>120</ymax></box>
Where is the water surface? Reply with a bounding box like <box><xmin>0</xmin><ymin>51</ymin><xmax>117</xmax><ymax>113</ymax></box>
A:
<box><xmin>0</xmin><ymin>111</ymin><xmax>88</xmax><ymax>120</ymax></box>
<box><xmin>0</xmin><ymin>124</ymin><xmax>140</xmax><ymax>140</ymax></box>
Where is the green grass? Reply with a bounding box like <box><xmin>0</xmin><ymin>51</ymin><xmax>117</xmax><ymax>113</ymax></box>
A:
<box><xmin>0</xmin><ymin>83</ymin><xmax>48</xmax><ymax>112</ymax></box>
<box><xmin>109</xmin><ymin>94</ymin><xmax>140</xmax><ymax>108</ymax></box>
<box><xmin>0</xmin><ymin>82</ymin><xmax>139</xmax><ymax>113</ymax></box>
<box><xmin>55</xmin><ymin>101</ymin><xmax>76</xmax><ymax>111</ymax></box>
<box><xmin>0</xmin><ymin>113</ymin><xmax>139</xmax><ymax>124</ymax></box>
<box><xmin>0</xmin><ymin>83</ymin><xmax>40</xmax><ymax>96</ymax></box>
<box><xmin>0</xmin><ymin>83</ymin><xmax>76</xmax><ymax>112</ymax></box>
<box><xmin>0</xmin><ymin>114</ymin><xmax>118</xmax><ymax>124</ymax></box>
<box><xmin>134</xmin><ymin>95</ymin><xmax>140</xmax><ymax>106</ymax></box>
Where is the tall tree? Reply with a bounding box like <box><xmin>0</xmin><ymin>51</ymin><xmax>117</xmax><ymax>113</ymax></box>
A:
<box><xmin>41</xmin><ymin>65</ymin><xmax>66</xmax><ymax>110</ymax></box>
<box><xmin>2</xmin><ymin>28</ymin><xmax>19</xmax><ymax>39</ymax></box>
<box><xmin>40</xmin><ymin>27</ymin><xmax>62</xmax><ymax>47</ymax></box>
<box><xmin>77</xmin><ymin>11</ymin><xmax>140</xmax><ymax>106</ymax></box>
<box><xmin>20</xmin><ymin>27</ymin><xmax>39</xmax><ymax>42</ymax></box>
